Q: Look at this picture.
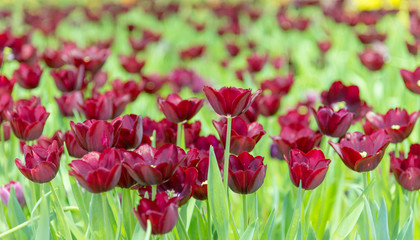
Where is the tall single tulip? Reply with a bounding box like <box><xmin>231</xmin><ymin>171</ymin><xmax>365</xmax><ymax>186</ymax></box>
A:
<box><xmin>228</xmin><ymin>152</ymin><xmax>266</xmax><ymax>194</ymax></box>
<box><xmin>400</xmin><ymin>67</ymin><xmax>420</xmax><ymax>95</ymax></box>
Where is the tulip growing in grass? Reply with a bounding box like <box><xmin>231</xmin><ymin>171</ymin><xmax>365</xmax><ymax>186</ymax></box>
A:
<box><xmin>390</xmin><ymin>144</ymin><xmax>420</xmax><ymax>191</ymax></box>
<box><xmin>400</xmin><ymin>67</ymin><xmax>420</xmax><ymax>94</ymax></box>
<box><xmin>311</xmin><ymin>106</ymin><xmax>354</xmax><ymax>138</ymax></box>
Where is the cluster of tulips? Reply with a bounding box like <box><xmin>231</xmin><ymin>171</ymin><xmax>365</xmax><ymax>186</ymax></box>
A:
<box><xmin>0</xmin><ymin>0</ymin><xmax>420</xmax><ymax>239</ymax></box>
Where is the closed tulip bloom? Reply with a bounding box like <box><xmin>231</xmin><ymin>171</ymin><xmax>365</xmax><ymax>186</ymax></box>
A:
<box><xmin>123</xmin><ymin>144</ymin><xmax>186</xmax><ymax>185</ymax></box>
<box><xmin>81</xmin><ymin>91</ymin><xmax>130</xmax><ymax>120</ymax></box>
<box><xmin>111</xmin><ymin>79</ymin><xmax>142</xmax><ymax>102</ymax></box>
<box><xmin>213</xmin><ymin>117</ymin><xmax>265</xmax><ymax>155</ymax></box>
<box><xmin>15</xmin><ymin>141</ymin><xmax>62</xmax><ymax>183</ymax></box>
<box><xmin>329</xmin><ymin>130</ymin><xmax>390</xmax><ymax>172</ymax></box>
<box><xmin>50</xmin><ymin>67</ymin><xmax>85</xmax><ymax>92</ymax></box>
<box><xmin>37</xmin><ymin>130</ymin><xmax>64</xmax><ymax>150</ymax></box>
<box><xmin>42</xmin><ymin>48</ymin><xmax>66</xmax><ymax>68</ymax></box>
<box><xmin>133</xmin><ymin>193</ymin><xmax>179</xmax><ymax>235</ymax></box>
<box><xmin>1</xmin><ymin>122</ymin><xmax>11</xmax><ymax>141</ymax></box>
<box><xmin>68</xmin><ymin>148</ymin><xmax>122</xmax><ymax>193</ymax></box>
<box><xmin>13</xmin><ymin>62</ymin><xmax>43</xmax><ymax>89</ymax></box>
<box><xmin>0</xmin><ymin>181</ymin><xmax>26</xmax><ymax>206</ymax></box>
<box><xmin>113</xmin><ymin>114</ymin><xmax>143</xmax><ymax>149</ymax></box>
<box><xmin>363</xmin><ymin>108</ymin><xmax>420</xmax><ymax>143</ymax></box>
<box><xmin>400</xmin><ymin>67</ymin><xmax>420</xmax><ymax>94</ymax></box>
<box><xmin>225</xmin><ymin>42</ymin><xmax>240</xmax><ymax>57</ymax></box>
<box><xmin>390</xmin><ymin>144</ymin><xmax>420</xmax><ymax>191</ymax></box>
<box><xmin>0</xmin><ymin>75</ymin><xmax>15</xmax><ymax>95</ymax></box>
<box><xmin>203</xmin><ymin>86</ymin><xmax>261</xmax><ymax>117</ymax></box>
<box><xmin>285</xmin><ymin>149</ymin><xmax>331</xmax><ymax>190</ymax></box>
<box><xmin>119</xmin><ymin>55</ymin><xmax>145</xmax><ymax>73</ymax></box>
<box><xmin>228</xmin><ymin>152</ymin><xmax>266</xmax><ymax>194</ymax></box>
<box><xmin>69</xmin><ymin>47</ymin><xmax>110</xmax><ymax>73</ymax></box>
<box><xmin>318</xmin><ymin>41</ymin><xmax>332</xmax><ymax>54</ymax></box>
<box><xmin>358</xmin><ymin>49</ymin><xmax>384</xmax><ymax>71</ymax></box>
<box><xmin>70</xmin><ymin>119</ymin><xmax>122</xmax><ymax>152</ymax></box>
<box><xmin>256</xmin><ymin>94</ymin><xmax>281</xmax><ymax>117</ymax></box>
<box><xmin>140</xmin><ymin>74</ymin><xmax>165</xmax><ymax>94</ymax></box>
<box><xmin>0</xmin><ymin>94</ymin><xmax>13</xmax><ymax>123</ymax></box>
<box><xmin>278</xmin><ymin>109</ymin><xmax>310</xmax><ymax>128</ymax></box>
<box><xmin>261</xmin><ymin>74</ymin><xmax>294</xmax><ymax>96</ymax></box>
<box><xmin>55</xmin><ymin>91</ymin><xmax>84</xmax><ymax>117</ymax></box>
<box><xmin>64</xmin><ymin>130</ymin><xmax>88</xmax><ymax>158</ymax></box>
<box><xmin>406</xmin><ymin>41</ymin><xmax>420</xmax><ymax>56</ymax></box>
<box><xmin>247</xmin><ymin>53</ymin><xmax>268</xmax><ymax>73</ymax></box>
<box><xmin>158</xmin><ymin>93</ymin><xmax>204</xmax><ymax>123</ymax></box>
<box><xmin>311</xmin><ymin>106</ymin><xmax>354</xmax><ymax>138</ymax></box>
<box><xmin>180</xmin><ymin>45</ymin><xmax>205</xmax><ymax>60</ymax></box>
<box><xmin>5</xmin><ymin>105</ymin><xmax>50</xmax><ymax>141</ymax></box>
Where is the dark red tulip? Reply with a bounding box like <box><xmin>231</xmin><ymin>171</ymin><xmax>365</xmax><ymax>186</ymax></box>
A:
<box><xmin>363</xmin><ymin>108</ymin><xmax>420</xmax><ymax>143</ymax></box>
<box><xmin>69</xmin><ymin>47</ymin><xmax>110</xmax><ymax>73</ymax></box>
<box><xmin>321</xmin><ymin>81</ymin><xmax>372</xmax><ymax>120</ymax></box>
<box><xmin>133</xmin><ymin>192</ymin><xmax>179</xmax><ymax>235</ymax></box>
<box><xmin>158</xmin><ymin>93</ymin><xmax>204</xmax><ymax>123</ymax></box>
<box><xmin>256</xmin><ymin>94</ymin><xmax>281</xmax><ymax>117</ymax></box>
<box><xmin>15</xmin><ymin>141</ymin><xmax>62</xmax><ymax>183</ymax></box>
<box><xmin>81</xmin><ymin>91</ymin><xmax>130</xmax><ymax>120</ymax></box>
<box><xmin>55</xmin><ymin>91</ymin><xmax>84</xmax><ymax>117</ymax></box>
<box><xmin>277</xmin><ymin>14</ymin><xmax>294</xmax><ymax>31</ymax></box>
<box><xmin>113</xmin><ymin>114</ymin><xmax>143</xmax><ymax>149</ymax></box>
<box><xmin>70</xmin><ymin>119</ymin><xmax>122</xmax><ymax>152</ymax></box>
<box><xmin>180</xmin><ymin>45</ymin><xmax>205</xmax><ymax>60</ymax></box>
<box><xmin>123</xmin><ymin>144</ymin><xmax>186</xmax><ymax>185</ymax></box>
<box><xmin>1</xmin><ymin>122</ymin><xmax>11</xmax><ymax>141</ymax></box>
<box><xmin>203</xmin><ymin>86</ymin><xmax>261</xmax><ymax>117</ymax></box>
<box><xmin>293</xmin><ymin>17</ymin><xmax>311</xmax><ymax>31</ymax></box>
<box><xmin>37</xmin><ymin>130</ymin><xmax>64</xmax><ymax>150</ymax></box>
<box><xmin>285</xmin><ymin>148</ymin><xmax>330</xmax><ymax>190</ymax></box>
<box><xmin>226</xmin><ymin>42</ymin><xmax>240</xmax><ymax>57</ymax></box>
<box><xmin>247</xmin><ymin>53</ymin><xmax>268</xmax><ymax>73</ymax></box>
<box><xmin>140</xmin><ymin>74</ymin><xmax>165</xmax><ymax>94</ymax></box>
<box><xmin>311</xmin><ymin>106</ymin><xmax>354</xmax><ymax>138</ymax></box>
<box><xmin>406</xmin><ymin>41</ymin><xmax>420</xmax><ymax>56</ymax></box>
<box><xmin>158</xmin><ymin>166</ymin><xmax>198</xmax><ymax>206</ymax></box>
<box><xmin>50</xmin><ymin>67</ymin><xmax>85</xmax><ymax>92</ymax></box>
<box><xmin>261</xmin><ymin>73</ymin><xmax>294</xmax><ymax>96</ymax></box>
<box><xmin>0</xmin><ymin>94</ymin><xmax>13</xmax><ymax>123</ymax></box>
<box><xmin>0</xmin><ymin>75</ymin><xmax>15</xmax><ymax>95</ymax></box>
<box><xmin>90</xmin><ymin>70</ymin><xmax>108</xmax><ymax>90</ymax></box>
<box><xmin>13</xmin><ymin>63</ymin><xmax>43</xmax><ymax>89</ymax></box>
<box><xmin>119</xmin><ymin>55</ymin><xmax>145</xmax><ymax>73</ymax></box>
<box><xmin>0</xmin><ymin>180</ymin><xmax>26</xmax><ymax>207</ymax></box>
<box><xmin>318</xmin><ymin>41</ymin><xmax>332</xmax><ymax>54</ymax></box>
<box><xmin>213</xmin><ymin>116</ymin><xmax>265</xmax><ymax>155</ymax></box>
<box><xmin>111</xmin><ymin>79</ymin><xmax>142</xmax><ymax>102</ymax></box>
<box><xmin>271</xmin><ymin>124</ymin><xmax>323</xmax><ymax>160</ymax></box>
<box><xmin>271</xmin><ymin>56</ymin><xmax>285</xmax><ymax>70</ymax></box>
<box><xmin>390</xmin><ymin>144</ymin><xmax>420</xmax><ymax>191</ymax></box>
<box><xmin>68</xmin><ymin>148</ymin><xmax>122</xmax><ymax>193</ymax></box>
<box><xmin>240</xmin><ymin>101</ymin><xmax>259</xmax><ymax>123</ymax></box>
<box><xmin>357</xmin><ymin>28</ymin><xmax>387</xmax><ymax>44</ymax></box>
<box><xmin>42</xmin><ymin>49</ymin><xmax>66</xmax><ymax>68</ymax></box>
<box><xmin>168</xmin><ymin>68</ymin><xmax>205</xmax><ymax>94</ymax></box>
<box><xmin>129</xmin><ymin>37</ymin><xmax>149</xmax><ymax>52</ymax></box>
<box><xmin>5</xmin><ymin>105</ymin><xmax>49</xmax><ymax>141</ymax></box>
<box><xmin>64</xmin><ymin>130</ymin><xmax>88</xmax><ymax>158</ymax></box>
<box><xmin>329</xmin><ymin>130</ymin><xmax>390</xmax><ymax>172</ymax></box>
<box><xmin>358</xmin><ymin>49</ymin><xmax>385</xmax><ymax>71</ymax></box>
<box><xmin>400</xmin><ymin>67</ymin><xmax>420</xmax><ymax>94</ymax></box>
<box><xmin>278</xmin><ymin>109</ymin><xmax>310</xmax><ymax>128</ymax></box>
<box><xmin>14</xmin><ymin>96</ymin><xmax>41</xmax><ymax>109</ymax></box>
<box><xmin>228</xmin><ymin>152</ymin><xmax>266</xmax><ymax>194</ymax></box>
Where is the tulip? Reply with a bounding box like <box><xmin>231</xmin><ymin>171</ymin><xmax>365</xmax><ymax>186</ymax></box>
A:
<box><xmin>390</xmin><ymin>144</ymin><xmax>420</xmax><ymax>191</ymax></box>
<box><xmin>180</xmin><ymin>45</ymin><xmax>205</xmax><ymax>60</ymax></box>
<box><xmin>158</xmin><ymin>93</ymin><xmax>204</xmax><ymax>123</ymax></box>
<box><xmin>271</xmin><ymin>56</ymin><xmax>285</xmax><ymax>70</ymax></box>
<box><xmin>256</xmin><ymin>94</ymin><xmax>281</xmax><ymax>117</ymax></box>
<box><xmin>42</xmin><ymin>48</ymin><xmax>66</xmax><ymax>68</ymax></box>
<box><xmin>55</xmin><ymin>91</ymin><xmax>84</xmax><ymax>117</ymax></box>
<box><xmin>241</xmin><ymin>102</ymin><xmax>259</xmax><ymax>123</ymax></box>
<box><xmin>363</xmin><ymin>108</ymin><xmax>420</xmax><ymax>143</ymax></box>
<box><xmin>406</xmin><ymin>41</ymin><xmax>420</xmax><ymax>56</ymax></box>
<box><xmin>1</xmin><ymin>122</ymin><xmax>11</xmax><ymax>141</ymax></box>
<box><xmin>189</xmin><ymin>135</ymin><xmax>225</xmax><ymax>161</ymax></box>
<box><xmin>318</xmin><ymin>41</ymin><xmax>332</xmax><ymax>54</ymax></box>
<box><xmin>119</xmin><ymin>55</ymin><xmax>145</xmax><ymax>73</ymax></box>
<box><xmin>260</xmin><ymin>73</ymin><xmax>294</xmax><ymax>96</ymax></box>
<box><xmin>13</xmin><ymin>62</ymin><xmax>43</xmax><ymax>89</ymax></box>
<box><xmin>68</xmin><ymin>148</ymin><xmax>122</xmax><ymax>193</ymax></box>
<box><xmin>15</xmin><ymin>141</ymin><xmax>62</xmax><ymax>183</ymax></box>
<box><xmin>64</xmin><ymin>130</ymin><xmax>88</xmax><ymax>158</ymax></box>
<box><xmin>37</xmin><ymin>130</ymin><xmax>64</xmax><ymax>150</ymax></box>
<box><xmin>5</xmin><ymin>105</ymin><xmax>49</xmax><ymax>141</ymax></box>
<box><xmin>113</xmin><ymin>114</ymin><xmax>143</xmax><ymax>149</ymax></box>
<box><xmin>321</xmin><ymin>81</ymin><xmax>372</xmax><ymax>120</ymax></box>
<box><xmin>157</xmin><ymin>167</ymin><xmax>198</xmax><ymax>206</ymax></box>
<box><xmin>0</xmin><ymin>75</ymin><xmax>15</xmax><ymax>95</ymax></box>
<box><xmin>133</xmin><ymin>192</ymin><xmax>179</xmax><ymax>235</ymax></box>
<box><xmin>358</xmin><ymin>49</ymin><xmax>385</xmax><ymax>71</ymax></box>
<box><xmin>70</xmin><ymin>119</ymin><xmax>122</xmax><ymax>152</ymax></box>
<box><xmin>111</xmin><ymin>79</ymin><xmax>142</xmax><ymax>101</ymax></box>
<box><xmin>50</xmin><ymin>67</ymin><xmax>85</xmax><ymax>92</ymax></box>
<box><xmin>228</xmin><ymin>152</ymin><xmax>266</xmax><ymax>194</ymax></box>
<box><xmin>0</xmin><ymin>94</ymin><xmax>13</xmax><ymax>123</ymax></box>
<box><xmin>278</xmin><ymin>109</ymin><xmax>310</xmax><ymax>128</ymax></box>
<box><xmin>0</xmin><ymin>181</ymin><xmax>26</xmax><ymax>206</ymax></box>
<box><xmin>311</xmin><ymin>106</ymin><xmax>354</xmax><ymax>138</ymax></box>
<box><xmin>213</xmin><ymin>117</ymin><xmax>265</xmax><ymax>155</ymax></box>
<box><xmin>14</xmin><ymin>96</ymin><xmax>41</xmax><ymax>109</ymax></box>
<box><xmin>225</xmin><ymin>42</ymin><xmax>240</xmax><ymax>57</ymax></box>
<box><xmin>400</xmin><ymin>67</ymin><xmax>420</xmax><ymax>95</ymax></box>
<box><xmin>80</xmin><ymin>91</ymin><xmax>130</xmax><ymax>120</ymax></box>
<box><xmin>203</xmin><ymin>86</ymin><xmax>261</xmax><ymax>117</ymax></box>
<box><xmin>247</xmin><ymin>53</ymin><xmax>268</xmax><ymax>73</ymax></box>
<box><xmin>123</xmin><ymin>144</ymin><xmax>186</xmax><ymax>185</ymax></box>
<box><xmin>69</xmin><ymin>47</ymin><xmax>110</xmax><ymax>73</ymax></box>
<box><xmin>140</xmin><ymin>74</ymin><xmax>165</xmax><ymax>94</ymax></box>
<box><xmin>329</xmin><ymin>130</ymin><xmax>390</xmax><ymax>172</ymax></box>
<box><xmin>357</xmin><ymin>29</ymin><xmax>387</xmax><ymax>44</ymax></box>
<box><xmin>167</xmin><ymin>68</ymin><xmax>205</xmax><ymax>94</ymax></box>
<box><xmin>285</xmin><ymin>148</ymin><xmax>331</xmax><ymax>190</ymax></box>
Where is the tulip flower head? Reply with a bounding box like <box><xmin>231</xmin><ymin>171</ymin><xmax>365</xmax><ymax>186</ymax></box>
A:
<box><xmin>311</xmin><ymin>106</ymin><xmax>354</xmax><ymax>138</ymax></box>
<box><xmin>400</xmin><ymin>67</ymin><xmax>420</xmax><ymax>95</ymax></box>
<box><xmin>390</xmin><ymin>144</ymin><xmax>420</xmax><ymax>191</ymax></box>
<box><xmin>158</xmin><ymin>93</ymin><xmax>204</xmax><ymax>123</ymax></box>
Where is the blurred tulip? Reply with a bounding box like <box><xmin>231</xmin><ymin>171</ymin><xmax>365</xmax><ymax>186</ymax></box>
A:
<box><xmin>140</xmin><ymin>74</ymin><xmax>165</xmax><ymax>94</ymax></box>
<box><xmin>50</xmin><ymin>67</ymin><xmax>85</xmax><ymax>92</ymax></box>
<box><xmin>0</xmin><ymin>75</ymin><xmax>15</xmax><ymax>95</ymax></box>
<box><xmin>111</xmin><ymin>79</ymin><xmax>142</xmax><ymax>101</ymax></box>
<box><xmin>0</xmin><ymin>181</ymin><xmax>26</xmax><ymax>206</ymax></box>
<box><xmin>261</xmin><ymin>73</ymin><xmax>294</xmax><ymax>96</ymax></box>
<box><xmin>13</xmin><ymin>63</ymin><xmax>42</xmax><ymax>89</ymax></box>
<box><xmin>247</xmin><ymin>53</ymin><xmax>267</xmax><ymax>73</ymax></box>
<box><xmin>69</xmin><ymin>47</ymin><xmax>110</xmax><ymax>73</ymax></box>
<box><xmin>42</xmin><ymin>49</ymin><xmax>66</xmax><ymax>68</ymax></box>
<box><xmin>400</xmin><ymin>67</ymin><xmax>420</xmax><ymax>94</ymax></box>
<box><xmin>55</xmin><ymin>91</ymin><xmax>84</xmax><ymax>117</ymax></box>
<box><xmin>390</xmin><ymin>144</ymin><xmax>420</xmax><ymax>191</ymax></box>
<box><xmin>180</xmin><ymin>45</ymin><xmax>205</xmax><ymax>60</ymax></box>
<box><xmin>119</xmin><ymin>55</ymin><xmax>145</xmax><ymax>73</ymax></box>
<box><xmin>225</xmin><ymin>42</ymin><xmax>240</xmax><ymax>57</ymax></box>
<box><xmin>256</xmin><ymin>94</ymin><xmax>281</xmax><ymax>117</ymax></box>
<box><xmin>0</xmin><ymin>94</ymin><xmax>13</xmax><ymax>123</ymax></box>
<box><xmin>81</xmin><ymin>91</ymin><xmax>130</xmax><ymax>120</ymax></box>
<box><xmin>358</xmin><ymin>48</ymin><xmax>385</xmax><ymax>71</ymax></box>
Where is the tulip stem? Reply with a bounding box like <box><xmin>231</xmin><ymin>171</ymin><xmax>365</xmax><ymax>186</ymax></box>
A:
<box><xmin>151</xmin><ymin>185</ymin><xmax>157</xmax><ymax>200</ymax></box>
<box><xmin>242</xmin><ymin>195</ymin><xmax>247</xmax><ymax>229</ymax></box>
<box><xmin>102</xmin><ymin>193</ymin><xmax>111</xmax><ymax>239</ymax></box>
<box><xmin>362</xmin><ymin>172</ymin><xmax>368</xmax><ymax>189</ymax></box>
<box><xmin>49</xmin><ymin>182</ymin><xmax>72</xmax><ymax>240</ymax></box>
<box><xmin>223</xmin><ymin>116</ymin><xmax>232</xmax><ymax>192</ymax></box>
<box><xmin>151</xmin><ymin>130</ymin><xmax>156</xmax><ymax>148</ymax></box>
<box><xmin>206</xmin><ymin>199</ymin><xmax>212</xmax><ymax>239</ymax></box>
<box><xmin>176</xmin><ymin>122</ymin><xmax>184</xmax><ymax>148</ymax></box>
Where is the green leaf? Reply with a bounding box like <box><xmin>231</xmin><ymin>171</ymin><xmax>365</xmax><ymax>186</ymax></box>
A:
<box><xmin>260</xmin><ymin>208</ymin><xmax>276</xmax><ymax>240</ymax></box>
<box><xmin>35</xmin><ymin>191</ymin><xmax>50</xmax><ymax>240</ymax></box>
<box><xmin>207</xmin><ymin>146</ymin><xmax>229</xmax><ymax>240</ymax></box>
<box><xmin>396</xmin><ymin>213</ymin><xmax>414</xmax><ymax>240</ymax></box>
<box><xmin>285</xmin><ymin>186</ymin><xmax>302</xmax><ymax>240</ymax></box>
<box><xmin>375</xmin><ymin>198</ymin><xmax>390</xmax><ymax>240</ymax></box>
<box><xmin>307</xmin><ymin>224</ymin><xmax>317</xmax><ymax>240</ymax></box>
<box><xmin>363</xmin><ymin>196</ymin><xmax>376</xmax><ymax>240</ymax></box>
<box><xmin>7</xmin><ymin>187</ymin><xmax>31</xmax><ymax>239</ymax></box>
<box><xmin>239</xmin><ymin>220</ymin><xmax>257</xmax><ymax>240</ymax></box>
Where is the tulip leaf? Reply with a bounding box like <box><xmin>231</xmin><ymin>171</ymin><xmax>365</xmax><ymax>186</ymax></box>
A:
<box><xmin>7</xmin><ymin>187</ymin><xmax>31</xmax><ymax>239</ymax></box>
<box><xmin>333</xmin><ymin>180</ymin><xmax>374</xmax><ymax>239</ymax></box>
<box><xmin>375</xmin><ymin>198</ymin><xmax>390</xmax><ymax>240</ymax></box>
<box><xmin>307</xmin><ymin>224</ymin><xmax>317</xmax><ymax>240</ymax></box>
<box><xmin>363</xmin><ymin>196</ymin><xmax>376</xmax><ymax>240</ymax></box>
<box><xmin>260</xmin><ymin>208</ymin><xmax>276</xmax><ymax>240</ymax></box>
<box><xmin>207</xmin><ymin>146</ymin><xmax>229</xmax><ymax>240</ymax></box>
<box><xmin>35</xmin><ymin>191</ymin><xmax>50</xmax><ymax>240</ymax></box>
<box><xmin>396</xmin><ymin>213</ymin><xmax>414</xmax><ymax>240</ymax></box>
<box><xmin>285</xmin><ymin>186</ymin><xmax>302</xmax><ymax>240</ymax></box>
<box><xmin>239</xmin><ymin>220</ymin><xmax>257</xmax><ymax>240</ymax></box>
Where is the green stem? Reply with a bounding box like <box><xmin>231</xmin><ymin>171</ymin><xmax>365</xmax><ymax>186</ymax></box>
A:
<box><xmin>223</xmin><ymin>116</ymin><xmax>232</xmax><ymax>192</ymax></box>
<box><xmin>151</xmin><ymin>130</ymin><xmax>156</xmax><ymax>148</ymax></box>
<box><xmin>151</xmin><ymin>185</ymin><xmax>157</xmax><ymax>201</ymax></box>
<box><xmin>362</xmin><ymin>172</ymin><xmax>368</xmax><ymax>189</ymax></box>
<box><xmin>207</xmin><ymin>200</ymin><xmax>212</xmax><ymax>239</ymax></box>
<box><xmin>242</xmin><ymin>195</ymin><xmax>248</xmax><ymax>230</ymax></box>
<box><xmin>49</xmin><ymin>182</ymin><xmax>72</xmax><ymax>240</ymax></box>
<box><xmin>102</xmin><ymin>193</ymin><xmax>111</xmax><ymax>240</ymax></box>
<box><xmin>178</xmin><ymin>215</ymin><xmax>190</xmax><ymax>240</ymax></box>
<box><xmin>176</xmin><ymin>122</ymin><xmax>184</xmax><ymax>148</ymax></box>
